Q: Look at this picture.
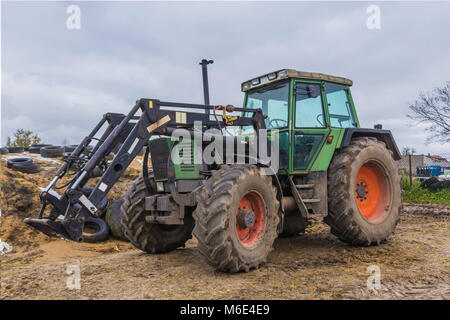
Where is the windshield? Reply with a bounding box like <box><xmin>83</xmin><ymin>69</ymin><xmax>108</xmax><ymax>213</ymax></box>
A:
<box><xmin>244</xmin><ymin>81</ymin><xmax>289</xmax><ymax>131</ymax></box>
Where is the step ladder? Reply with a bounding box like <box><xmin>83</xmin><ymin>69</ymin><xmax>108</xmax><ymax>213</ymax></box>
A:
<box><xmin>295</xmin><ymin>184</ymin><xmax>320</xmax><ymax>203</ymax></box>
<box><xmin>288</xmin><ymin>178</ymin><xmax>321</xmax><ymax>219</ymax></box>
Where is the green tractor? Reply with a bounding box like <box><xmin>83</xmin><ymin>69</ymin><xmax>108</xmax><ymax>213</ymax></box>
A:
<box><xmin>26</xmin><ymin>68</ymin><xmax>402</xmax><ymax>273</ymax></box>
<box><xmin>120</xmin><ymin>69</ymin><xmax>402</xmax><ymax>272</ymax></box>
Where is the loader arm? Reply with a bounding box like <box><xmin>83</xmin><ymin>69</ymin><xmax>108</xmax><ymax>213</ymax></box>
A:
<box><xmin>25</xmin><ymin>98</ymin><xmax>266</xmax><ymax>242</ymax></box>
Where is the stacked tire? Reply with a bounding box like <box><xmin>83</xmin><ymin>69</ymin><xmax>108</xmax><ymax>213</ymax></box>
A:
<box><xmin>6</xmin><ymin>157</ymin><xmax>40</xmax><ymax>173</ymax></box>
<box><xmin>29</xmin><ymin>144</ymin><xmax>51</xmax><ymax>154</ymax></box>
<box><xmin>40</xmin><ymin>145</ymin><xmax>64</xmax><ymax>158</ymax></box>
<box><xmin>421</xmin><ymin>177</ymin><xmax>450</xmax><ymax>191</ymax></box>
<box><xmin>7</xmin><ymin>146</ymin><xmax>24</xmax><ymax>153</ymax></box>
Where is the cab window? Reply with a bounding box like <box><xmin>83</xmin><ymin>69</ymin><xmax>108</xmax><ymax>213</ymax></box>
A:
<box><xmin>325</xmin><ymin>83</ymin><xmax>356</xmax><ymax>128</ymax></box>
<box><xmin>295</xmin><ymin>83</ymin><xmax>325</xmax><ymax>128</ymax></box>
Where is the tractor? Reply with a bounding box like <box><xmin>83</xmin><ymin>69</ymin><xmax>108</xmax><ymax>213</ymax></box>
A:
<box><xmin>25</xmin><ymin>67</ymin><xmax>402</xmax><ymax>273</ymax></box>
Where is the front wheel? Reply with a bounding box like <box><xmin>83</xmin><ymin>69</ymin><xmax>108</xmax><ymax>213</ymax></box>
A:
<box><xmin>193</xmin><ymin>165</ymin><xmax>280</xmax><ymax>272</ymax></box>
<box><xmin>121</xmin><ymin>173</ymin><xmax>194</xmax><ymax>253</ymax></box>
<box><xmin>325</xmin><ymin>137</ymin><xmax>401</xmax><ymax>246</ymax></box>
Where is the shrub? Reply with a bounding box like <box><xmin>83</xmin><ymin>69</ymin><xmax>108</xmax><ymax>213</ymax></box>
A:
<box><xmin>403</xmin><ymin>179</ymin><xmax>450</xmax><ymax>206</ymax></box>
<box><xmin>6</xmin><ymin>129</ymin><xmax>42</xmax><ymax>148</ymax></box>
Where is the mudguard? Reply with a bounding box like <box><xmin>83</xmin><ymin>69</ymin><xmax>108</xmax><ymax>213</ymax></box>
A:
<box><xmin>340</xmin><ymin>128</ymin><xmax>401</xmax><ymax>160</ymax></box>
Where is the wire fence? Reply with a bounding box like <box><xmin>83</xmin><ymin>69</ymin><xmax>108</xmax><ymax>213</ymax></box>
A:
<box><xmin>396</xmin><ymin>155</ymin><xmax>416</xmax><ymax>185</ymax></box>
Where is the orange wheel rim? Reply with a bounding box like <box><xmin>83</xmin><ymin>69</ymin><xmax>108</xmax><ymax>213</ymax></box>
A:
<box><xmin>236</xmin><ymin>190</ymin><xmax>266</xmax><ymax>247</ymax></box>
<box><xmin>355</xmin><ymin>161</ymin><xmax>391</xmax><ymax>222</ymax></box>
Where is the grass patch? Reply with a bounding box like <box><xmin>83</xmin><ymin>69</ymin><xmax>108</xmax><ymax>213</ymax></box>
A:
<box><xmin>402</xmin><ymin>177</ymin><xmax>450</xmax><ymax>206</ymax></box>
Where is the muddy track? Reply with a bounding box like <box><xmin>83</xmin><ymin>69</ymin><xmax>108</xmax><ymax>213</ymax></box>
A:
<box><xmin>1</xmin><ymin>211</ymin><xmax>448</xmax><ymax>300</ymax></box>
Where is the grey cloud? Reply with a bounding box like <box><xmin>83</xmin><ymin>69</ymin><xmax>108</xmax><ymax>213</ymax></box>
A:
<box><xmin>2</xmin><ymin>2</ymin><xmax>449</xmax><ymax>157</ymax></box>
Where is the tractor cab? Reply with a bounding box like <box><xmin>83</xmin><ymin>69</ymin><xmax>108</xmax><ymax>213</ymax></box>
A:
<box><xmin>241</xmin><ymin>69</ymin><xmax>360</xmax><ymax>174</ymax></box>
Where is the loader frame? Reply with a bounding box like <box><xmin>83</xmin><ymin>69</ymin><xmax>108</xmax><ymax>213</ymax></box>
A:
<box><xmin>25</xmin><ymin>99</ymin><xmax>266</xmax><ymax>241</ymax></box>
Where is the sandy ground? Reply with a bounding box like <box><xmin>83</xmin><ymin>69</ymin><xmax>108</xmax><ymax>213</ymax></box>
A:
<box><xmin>0</xmin><ymin>152</ymin><xmax>140</xmax><ymax>267</ymax></box>
<box><xmin>0</xmin><ymin>153</ymin><xmax>449</xmax><ymax>299</ymax></box>
<box><xmin>1</xmin><ymin>213</ymin><xmax>449</xmax><ymax>300</ymax></box>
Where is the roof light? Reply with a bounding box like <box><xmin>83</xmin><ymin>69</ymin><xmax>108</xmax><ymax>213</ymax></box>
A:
<box><xmin>243</xmin><ymin>83</ymin><xmax>251</xmax><ymax>91</ymax></box>
<box><xmin>251</xmin><ymin>78</ymin><xmax>260</xmax><ymax>86</ymax></box>
<box><xmin>278</xmin><ymin>70</ymin><xmax>288</xmax><ymax>79</ymax></box>
<box><xmin>267</xmin><ymin>72</ymin><xmax>277</xmax><ymax>80</ymax></box>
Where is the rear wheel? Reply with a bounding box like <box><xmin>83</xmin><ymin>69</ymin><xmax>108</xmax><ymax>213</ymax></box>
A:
<box><xmin>193</xmin><ymin>165</ymin><xmax>280</xmax><ymax>272</ymax></box>
<box><xmin>325</xmin><ymin>137</ymin><xmax>401</xmax><ymax>246</ymax></box>
<box><xmin>121</xmin><ymin>172</ymin><xmax>194</xmax><ymax>253</ymax></box>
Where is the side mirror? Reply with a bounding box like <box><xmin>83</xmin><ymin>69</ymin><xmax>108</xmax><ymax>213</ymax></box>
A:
<box><xmin>307</xmin><ymin>85</ymin><xmax>319</xmax><ymax>98</ymax></box>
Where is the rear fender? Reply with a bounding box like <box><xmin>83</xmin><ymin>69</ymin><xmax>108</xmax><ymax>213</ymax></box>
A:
<box><xmin>340</xmin><ymin>128</ymin><xmax>401</xmax><ymax>160</ymax></box>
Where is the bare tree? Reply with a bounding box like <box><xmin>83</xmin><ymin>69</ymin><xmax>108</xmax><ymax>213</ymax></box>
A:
<box><xmin>408</xmin><ymin>82</ymin><xmax>450</xmax><ymax>143</ymax></box>
<box><xmin>401</xmin><ymin>146</ymin><xmax>416</xmax><ymax>156</ymax></box>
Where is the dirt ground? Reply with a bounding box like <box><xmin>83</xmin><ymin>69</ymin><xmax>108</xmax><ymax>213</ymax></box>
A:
<box><xmin>0</xmin><ymin>152</ymin><xmax>140</xmax><ymax>263</ymax></box>
<box><xmin>1</xmin><ymin>153</ymin><xmax>449</xmax><ymax>300</ymax></box>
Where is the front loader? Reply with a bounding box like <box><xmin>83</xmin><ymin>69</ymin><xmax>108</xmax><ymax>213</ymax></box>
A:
<box><xmin>25</xmin><ymin>68</ymin><xmax>402</xmax><ymax>273</ymax></box>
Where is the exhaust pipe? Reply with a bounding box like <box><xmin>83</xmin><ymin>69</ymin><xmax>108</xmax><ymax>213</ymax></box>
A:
<box><xmin>199</xmin><ymin>59</ymin><xmax>214</xmax><ymax>107</ymax></box>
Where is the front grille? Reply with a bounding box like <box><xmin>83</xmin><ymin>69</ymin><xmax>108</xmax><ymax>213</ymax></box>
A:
<box><xmin>179</xmin><ymin>140</ymin><xmax>195</xmax><ymax>172</ymax></box>
<box><xmin>149</xmin><ymin>138</ymin><xmax>170</xmax><ymax>180</ymax></box>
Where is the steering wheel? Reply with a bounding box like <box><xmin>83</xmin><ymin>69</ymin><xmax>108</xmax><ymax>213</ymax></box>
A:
<box><xmin>316</xmin><ymin>114</ymin><xmax>325</xmax><ymax>127</ymax></box>
<box><xmin>268</xmin><ymin>118</ymin><xmax>288</xmax><ymax>129</ymax></box>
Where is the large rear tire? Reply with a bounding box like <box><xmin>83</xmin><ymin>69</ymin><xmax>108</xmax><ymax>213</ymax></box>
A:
<box><xmin>325</xmin><ymin>137</ymin><xmax>401</xmax><ymax>246</ymax></box>
<box><xmin>121</xmin><ymin>172</ymin><xmax>194</xmax><ymax>253</ymax></box>
<box><xmin>193</xmin><ymin>165</ymin><xmax>280</xmax><ymax>272</ymax></box>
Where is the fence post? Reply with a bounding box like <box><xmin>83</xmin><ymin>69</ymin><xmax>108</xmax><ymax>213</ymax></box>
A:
<box><xmin>409</xmin><ymin>154</ymin><xmax>412</xmax><ymax>186</ymax></box>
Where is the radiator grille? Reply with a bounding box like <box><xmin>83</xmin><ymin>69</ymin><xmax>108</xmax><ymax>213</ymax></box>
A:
<box><xmin>149</xmin><ymin>138</ymin><xmax>170</xmax><ymax>180</ymax></box>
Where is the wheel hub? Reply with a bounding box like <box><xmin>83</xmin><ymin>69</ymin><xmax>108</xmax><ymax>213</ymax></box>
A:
<box><xmin>355</xmin><ymin>161</ymin><xmax>391</xmax><ymax>222</ymax></box>
<box><xmin>236</xmin><ymin>190</ymin><xmax>266</xmax><ymax>247</ymax></box>
<box><xmin>237</xmin><ymin>209</ymin><xmax>255</xmax><ymax>229</ymax></box>
<box><xmin>356</xmin><ymin>181</ymin><xmax>368</xmax><ymax>201</ymax></box>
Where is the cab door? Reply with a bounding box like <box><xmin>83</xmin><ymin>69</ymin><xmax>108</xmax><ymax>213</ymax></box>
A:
<box><xmin>290</xmin><ymin>80</ymin><xmax>330</xmax><ymax>173</ymax></box>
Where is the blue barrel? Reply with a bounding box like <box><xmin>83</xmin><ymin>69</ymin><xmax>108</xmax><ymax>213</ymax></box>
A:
<box><xmin>429</xmin><ymin>165</ymin><xmax>441</xmax><ymax>176</ymax></box>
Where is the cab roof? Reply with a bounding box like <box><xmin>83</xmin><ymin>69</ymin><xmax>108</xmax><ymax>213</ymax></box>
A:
<box><xmin>241</xmin><ymin>69</ymin><xmax>353</xmax><ymax>92</ymax></box>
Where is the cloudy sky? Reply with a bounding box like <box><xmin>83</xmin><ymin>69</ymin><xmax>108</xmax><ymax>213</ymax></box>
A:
<box><xmin>1</xmin><ymin>1</ymin><xmax>450</xmax><ymax>158</ymax></box>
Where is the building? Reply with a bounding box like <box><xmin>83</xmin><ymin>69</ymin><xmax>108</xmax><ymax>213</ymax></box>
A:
<box><xmin>425</xmin><ymin>154</ymin><xmax>448</xmax><ymax>163</ymax></box>
<box><xmin>396</xmin><ymin>154</ymin><xmax>431</xmax><ymax>174</ymax></box>
<box><xmin>396</xmin><ymin>154</ymin><xmax>450</xmax><ymax>176</ymax></box>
